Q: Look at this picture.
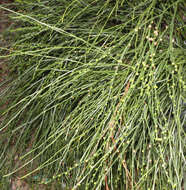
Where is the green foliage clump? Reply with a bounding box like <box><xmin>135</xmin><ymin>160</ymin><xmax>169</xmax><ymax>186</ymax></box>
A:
<box><xmin>0</xmin><ymin>0</ymin><xmax>186</xmax><ymax>189</ymax></box>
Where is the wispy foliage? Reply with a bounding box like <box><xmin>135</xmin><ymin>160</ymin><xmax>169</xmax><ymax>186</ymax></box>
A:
<box><xmin>0</xmin><ymin>0</ymin><xmax>186</xmax><ymax>189</ymax></box>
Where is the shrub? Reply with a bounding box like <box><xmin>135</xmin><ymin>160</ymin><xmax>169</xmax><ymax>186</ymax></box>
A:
<box><xmin>0</xmin><ymin>0</ymin><xmax>185</xmax><ymax>189</ymax></box>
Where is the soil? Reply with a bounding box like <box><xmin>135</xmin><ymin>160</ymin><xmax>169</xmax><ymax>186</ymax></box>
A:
<box><xmin>0</xmin><ymin>1</ymin><xmax>12</xmax><ymax>122</ymax></box>
<box><xmin>0</xmin><ymin>1</ymin><xmax>49</xmax><ymax>190</ymax></box>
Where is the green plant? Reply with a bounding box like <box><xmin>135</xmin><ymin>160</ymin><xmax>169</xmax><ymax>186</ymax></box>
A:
<box><xmin>0</xmin><ymin>0</ymin><xmax>185</xmax><ymax>189</ymax></box>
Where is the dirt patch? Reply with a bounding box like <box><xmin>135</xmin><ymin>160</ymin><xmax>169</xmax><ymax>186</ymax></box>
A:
<box><xmin>0</xmin><ymin>0</ymin><xmax>12</xmax><ymax>122</ymax></box>
<box><xmin>0</xmin><ymin>3</ymin><xmax>59</xmax><ymax>189</ymax></box>
<box><xmin>0</xmin><ymin>1</ymin><xmax>38</xmax><ymax>189</ymax></box>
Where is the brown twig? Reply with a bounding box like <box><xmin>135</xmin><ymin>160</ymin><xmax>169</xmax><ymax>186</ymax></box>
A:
<box><xmin>104</xmin><ymin>80</ymin><xmax>132</xmax><ymax>189</ymax></box>
<box><xmin>105</xmin><ymin>175</ymin><xmax>110</xmax><ymax>190</ymax></box>
<box><xmin>105</xmin><ymin>81</ymin><xmax>132</xmax><ymax>189</ymax></box>
<box><xmin>122</xmin><ymin>157</ymin><xmax>133</xmax><ymax>190</ymax></box>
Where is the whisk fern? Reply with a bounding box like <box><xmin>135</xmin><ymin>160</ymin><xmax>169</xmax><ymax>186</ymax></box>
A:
<box><xmin>0</xmin><ymin>0</ymin><xmax>185</xmax><ymax>189</ymax></box>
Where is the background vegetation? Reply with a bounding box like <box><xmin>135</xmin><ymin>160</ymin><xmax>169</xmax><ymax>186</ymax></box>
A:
<box><xmin>0</xmin><ymin>0</ymin><xmax>186</xmax><ymax>189</ymax></box>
